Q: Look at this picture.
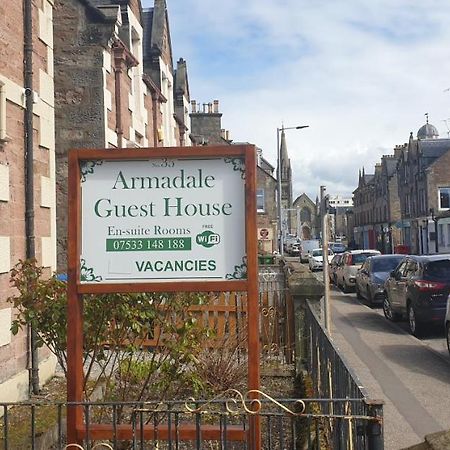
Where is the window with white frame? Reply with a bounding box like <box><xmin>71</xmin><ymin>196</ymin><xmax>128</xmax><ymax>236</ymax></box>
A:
<box><xmin>256</xmin><ymin>189</ymin><xmax>265</xmax><ymax>212</ymax></box>
<box><xmin>439</xmin><ymin>187</ymin><xmax>450</xmax><ymax>210</ymax></box>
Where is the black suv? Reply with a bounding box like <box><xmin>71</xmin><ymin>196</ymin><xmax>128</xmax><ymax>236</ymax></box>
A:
<box><xmin>383</xmin><ymin>255</ymin><xmax>450</xmax><ymax>336</ymax></box>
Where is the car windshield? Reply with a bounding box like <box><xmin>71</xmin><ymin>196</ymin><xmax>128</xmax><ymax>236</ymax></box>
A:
<box><xmin>424</xmin><ymin>259</ymin><xmax>450</xmax><ymax>280</ymax></box>
<box><xmin>332</xmin><ymin>244</ymin><xmax>346</xmax><ymax>251</ymax></box>
<box><xmin>312</xmin><ymin>250</ymin><xmax>323</xmax><ymax>257</ymax></box>
<box><xmin>352</xmin><ymin>253</ymin><xmax>377</xmax><ymax>265</ymax></box>
<box><xmin>372</xmin><ymin>257</ymin><xmax>404</xmax><ymax>273</ymax></box>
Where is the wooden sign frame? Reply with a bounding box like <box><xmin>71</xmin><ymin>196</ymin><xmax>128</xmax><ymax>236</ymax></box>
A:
<box><xmin>66</xmin><ymin>145</ymin><xmax>260</xmax><ymax>446</ymax></box>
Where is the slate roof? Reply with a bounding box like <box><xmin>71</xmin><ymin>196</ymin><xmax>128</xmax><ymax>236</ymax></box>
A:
<box><xmin>418</xmin><ymin>139</ymin><xmax>450</xmax><ymax>158</ymax></box>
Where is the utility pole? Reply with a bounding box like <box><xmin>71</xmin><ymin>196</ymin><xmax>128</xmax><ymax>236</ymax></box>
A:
<box><xmin>321</xmin><ymin>186</ymin><xmax>331</xmax><ymax>333</ymax></box>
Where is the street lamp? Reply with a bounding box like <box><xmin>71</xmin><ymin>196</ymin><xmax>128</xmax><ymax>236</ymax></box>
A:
<box><xmin>277</xmin><ymin>124</ymin><xmax>309</xmax><ymax>255</ymax></box>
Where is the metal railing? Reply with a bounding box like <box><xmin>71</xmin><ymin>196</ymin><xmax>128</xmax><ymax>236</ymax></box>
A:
<box><xmin>0</xmin><ymin>395</ymin><xmax>383</xmax><ymax>450</ymax></box>
<box><xmin>305</xmin><ymin>300</ymin><xmax>384</xmax><ymax>449</ymax></box>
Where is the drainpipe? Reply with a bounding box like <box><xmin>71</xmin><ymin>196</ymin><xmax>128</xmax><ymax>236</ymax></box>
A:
<box><xmin>113</xmin><ymin>47</ymin><xmax>124</xmax><ymax>148</ymax></box>
<box><xmin>152</xmin><ymin>94</ymin><xmax>158</xmax><ymax>147</ymax></box>
<box><xmin>24</xmin><ymin>0</ymin><xmax>40</xmax><ymax>394</ymax></box>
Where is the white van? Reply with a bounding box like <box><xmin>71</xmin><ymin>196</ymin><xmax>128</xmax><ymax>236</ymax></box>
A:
<box><xmin>300</xmin><ymin>239</ymin><xmax>321</xmax><ymax>262</ymax></box>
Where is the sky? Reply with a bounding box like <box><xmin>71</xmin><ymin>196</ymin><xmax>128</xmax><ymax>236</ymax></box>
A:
<box><xmin>142</xmin><ymin>0</ymin><xmax>450</xmax><ymax>200</ymax></box>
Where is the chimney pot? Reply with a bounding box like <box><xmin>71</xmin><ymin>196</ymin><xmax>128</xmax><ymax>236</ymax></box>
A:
<box><xmin>191</xmin><ymin>100</ymin><xmax>197</xmax><ymax>113</ymax></box>
<box><xmin>208</xmin><ymin>102</ymin><xmax>213</xmax><ymax>113</ymax></box>
<box><xmin>213</xmin><ymin>100</ymin><xmax>219</xmax><ymax>113</ymax></box>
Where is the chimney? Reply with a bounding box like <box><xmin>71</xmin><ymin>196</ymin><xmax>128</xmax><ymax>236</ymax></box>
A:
<box><xmin>394</xmin><ymin>144</ymin><xmax>404</xmax><ymax>159</ymax></box>
<box><xmin>208</xmin><ymin>102</ymin><xmax>213</xmax><ymax>113</ymax></box>
<box><xmin>213</xmin><ymin>100</ymin><xmax>219</xmax><ymax>113</ymax></box>
<box><xmin>202</xmin><ymin>103</ymin><xmax>207</xmax><ymax>113</ymax></box>
<box><xmin>191</xmin><ymin>100</ymin><xmax>197</xmax><ymax>113</ymax></box>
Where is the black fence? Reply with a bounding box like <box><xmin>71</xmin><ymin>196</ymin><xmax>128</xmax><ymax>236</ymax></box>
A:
<box><xmin>0</xmin><ymin>394</ymin><xmax>383</xmax><ymax>450</ymax></box>
<box><xmin>305</xmin><ymin>300</ymin><xmax>384</xmax><ymax>449</ymax></box>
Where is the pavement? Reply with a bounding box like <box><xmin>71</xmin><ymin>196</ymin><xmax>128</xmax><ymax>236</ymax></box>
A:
<box><xmin>328</xmin><ymin>287</ymin><xmax>450</xmax><ymax>450</ymax></box>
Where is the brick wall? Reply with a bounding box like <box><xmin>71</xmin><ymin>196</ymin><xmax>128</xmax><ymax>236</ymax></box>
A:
<box><xmin>0</xmin><ymin>0</ymin><xmax>55</xmax><ymax>395</ymax></box>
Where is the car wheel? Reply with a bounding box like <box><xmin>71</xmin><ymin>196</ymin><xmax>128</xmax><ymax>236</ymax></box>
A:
<box><xmin>383</xmin><ymin>295</ymin><xmax>399</xmax><ymax>322</ymax></box>
<box><xmin>367</xmin><ymin>289</ymin><xmax>374</xmax><ymax>306</ymax></box>
<box><xmin>446</xmin><ymin>323</ymin><xmax>450</xmax><ymax>356</ymax></box>
<box><xmin>355</xmin><ymin>285</ymin><xmax>363</xmax><ymax>300</ymax></box>
<box><xmin>408</xmin><ymin>303</ymin><xmax>424</xmax><ymax>337</ymax></box>
<box><xmin>342</xmin><ymin>279</ymin><xmax>350</xmax><ymax>293</ymax></box>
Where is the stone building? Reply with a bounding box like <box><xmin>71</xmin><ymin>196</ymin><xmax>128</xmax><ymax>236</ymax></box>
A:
<box><xmin>54</xmin><ymin>0</ymin><xmax>191</xmax><ymax>270</ymax></box>
<box><xmin>256</xmin><ymin>151</ymin><xmax>277</xmax><ymax>254</ymax></box>
<box><xmin>0</xmin><ymin>0</ymin><xmax>57</xmax><ymax>401</ymax></box>
<box><xmin>353</xmin><ymin>151</ymin><xmax>402</xmax><ymax>253</ymax></box>
<box><xmin>328</xmin><ymin>194</ymin><xmax>353</xmax><ymax>241</ymax></box>
<box><xmin>396</xmin><ymin>121</ymin><xmax>450</xmax><ymax>254</ymax></box>
<box><xmin>353</xmin><ymin>168</ymin><xmax>376</xmax><ymax>249</ymax></box>
<box><xmin>292</xmin><ymin>193</ymin><xmax>319</xmax><ymax>240</ymax></box>
<box><xmin>189</xmin><ymin>100</ymin><xmax>231</xmax><ymax>146</ymax></box>
<box><xmin>278</xmin><ymin>129</ymin><xmax>293</xmax><ymax>236</ymax></box>
<box><xmin>353</xmin><ymin>118</ymin><xmax>450</xmax><ymax>255</ymax></box>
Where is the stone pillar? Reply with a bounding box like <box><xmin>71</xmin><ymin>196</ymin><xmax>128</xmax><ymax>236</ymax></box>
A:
<box><xmin>285</xmin><ymin>262</ymin><xmax>324</xmax><ymax>374</ymax></box>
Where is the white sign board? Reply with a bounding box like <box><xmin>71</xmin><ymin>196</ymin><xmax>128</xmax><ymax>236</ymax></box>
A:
<box><xmin>80</xmin><ymin>157</ymin><xmax>246</xmax><ymax>283</ymax></box>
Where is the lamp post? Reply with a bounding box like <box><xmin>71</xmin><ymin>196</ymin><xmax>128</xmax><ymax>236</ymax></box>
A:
<box><xmin>277</xmin><ymin>125</ymin><xmax>309</xmax><ymax>255</ymax></box>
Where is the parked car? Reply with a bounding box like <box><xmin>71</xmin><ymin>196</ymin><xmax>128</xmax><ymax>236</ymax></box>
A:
<box><xmin>289</xmin><ymin>242</ymin><xmax>301</xmax><ymax>256</ymax></box>
<box><xmin>284</xmin><ymin>236</ymin><xmax>300</xmax><ymax>255</ymax></box>
<box><xmin>329</xmin><ymin>242</ymin><xmax>347</xmax><ymax>254</ymax></box>
<box><xmin>284</xmin><ymin>235</ymin><xmax>298</xmax><ymax>252</ymax></box>
<box><xmin>308</xmin><ymin>248</ymin><xmax>334</xmax><ymax>271</ymax></box>
<box><xmin>329</xmin><ymin>253</ymin><xmax>344</xmax><ymax>284</ymax></box>
<box><xmin>335</xmin><ymin>250</ymin><xmax>381</xmax><ymax>293</ymax></box>
<box><xmin>300</xmin><ymin>239</ymin><xmax>321</xmax><ymax>262</ymax></box>
<box><xmin>355</xmin><ymin>254</ymin><xmax>405</xmax><ymax>305</ymax></box>
<box><xmin>446</xmin><ymin>296</ymin><xmax>450</xmax><ymax>355</ymax></box>
<box><xmin>383</xmin><ymin>255</ymin><xmax>450</xmax><ymax>336</ymax></box>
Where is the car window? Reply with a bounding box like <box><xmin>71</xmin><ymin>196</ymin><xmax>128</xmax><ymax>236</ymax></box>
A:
<box><xmin>351</xmin><ymin>253</ymin><xmax>376</xmax><ymax>265</ymax></box>
<box><xmin>424</xmin><ymin>259</ymin><xmax>450</xmax><ymax>280</ymax></box>
<box><xmin>396</xmin><ymin>261</ymin><xmax>408</xmax><ymax>277</ymax></box>
<box><xmin>372</xmin><ymin>257</ymin><xmax>404</xmax><ymax>273</ymax></box>
<box><xmin>312</xmin><ymin>250</ymin><xmax>322</xmax><ymax>257</ymax></box>
<box><xmin>405</xmin><ymin>261</ymin><xmax>418</xmax><ymax>278</ymax></box>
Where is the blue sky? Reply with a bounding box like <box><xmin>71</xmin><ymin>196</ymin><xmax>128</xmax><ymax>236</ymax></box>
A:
<box><xmin>142</xmin><ymin>0</ymin><xmax>450</xmax><ymax>200</ymax></box>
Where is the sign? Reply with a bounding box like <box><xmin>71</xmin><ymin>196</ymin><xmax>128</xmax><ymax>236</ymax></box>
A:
<box><xmin>80</xmin><ymin>157</ymin><xmax>246</xmax><ymax>283</ymax></box>
<box><xmin>258</xmin><ymin>227</ymin><xmax>272</xmax><ymax>240</ymax></box>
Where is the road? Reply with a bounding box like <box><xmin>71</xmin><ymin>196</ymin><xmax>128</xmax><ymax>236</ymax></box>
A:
<box><xmin>311</xmin><ymin>267</ymin><xmax>450</xmax><ymax>449</ymax></box>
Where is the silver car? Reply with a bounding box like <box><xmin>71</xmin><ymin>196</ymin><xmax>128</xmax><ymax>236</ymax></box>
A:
<box><xmin>335</xmin><ymin>250</ymin><xmax>381</xmax><ymax>293</ymax></box>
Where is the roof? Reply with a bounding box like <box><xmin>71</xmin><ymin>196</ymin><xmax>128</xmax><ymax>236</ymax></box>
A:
<box><xmin>407</xmin><ymin>254</ymin><xmax>450</xmax><ymax>262</ymax></box>
<box><xmin>418</xmin><ymin>139</ymin><xmax>450</xmax><ymax>158</ymax></box>
<box><xmin>417</xmin><ymin>122</ymin><xmax>439</xmax><ymax>139</ymax></box>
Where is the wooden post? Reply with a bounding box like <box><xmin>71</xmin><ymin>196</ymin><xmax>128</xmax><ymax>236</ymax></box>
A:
<box><xmin>66</xmin><ymin>145</ymin><xmax>260</xmax><ymax>447</ymax></box>
<box><xmin>67</xmin><ymin>150</ymin><xmax>83</xmax><ymax>445</ymax></box>
<box><xmin>245</xmin><ymin>146</ymin><xmax>261</xmax><ymax>449</ymax></box>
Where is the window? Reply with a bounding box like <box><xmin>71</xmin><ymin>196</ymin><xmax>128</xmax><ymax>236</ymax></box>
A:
<box><xmin>447</xmin><ymin>224</ymin><xmax>450</xmax><ymax>246</ymax></box>
<box><xmin>438</xmin><ymin>187</ymin><xmax>450</xmax><ymax>210</ymax></box>
<box><xmin>256</xmin><ymin>189</ymin><xmax>265</xmax><ymax>212</ymax></box>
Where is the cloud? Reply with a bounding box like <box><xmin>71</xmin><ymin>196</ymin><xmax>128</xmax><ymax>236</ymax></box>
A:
<box><xmin>143</xmin><ymin>0</ymin><xmax>450</xmax><ymax>199</ymax></box>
